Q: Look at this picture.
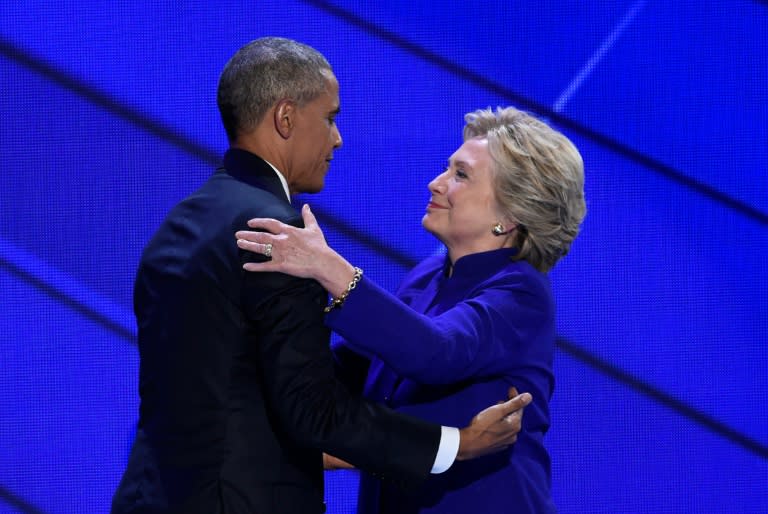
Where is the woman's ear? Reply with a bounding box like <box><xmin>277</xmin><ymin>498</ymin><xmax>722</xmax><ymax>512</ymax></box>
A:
<box><xmin>273</xmin><ymin>99</ymin><xmax>296</xmax><ymax>139</ymax></box>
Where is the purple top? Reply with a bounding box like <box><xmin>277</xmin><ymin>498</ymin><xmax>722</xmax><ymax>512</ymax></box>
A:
<box><xmin>326</xmin><ymin>247</ymin><xmax>557</xmax><ymax>513</ymax></box>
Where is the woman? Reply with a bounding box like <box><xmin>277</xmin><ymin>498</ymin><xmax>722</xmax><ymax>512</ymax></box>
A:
<box><xmin>235</xmin><ymin>106</ymin><xmax>586</xmax><ymax>513</ymax></box>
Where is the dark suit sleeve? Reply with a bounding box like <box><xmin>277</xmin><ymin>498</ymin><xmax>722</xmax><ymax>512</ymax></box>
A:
<box><xmin>239</xmin><ymin>252</ymin><xmax>440</xmax><ymax>486</ymax></box>
<box><xmin>331</xmin><ymin>338</ymin><xmax>371</xmax><ymax>394</ymax></box>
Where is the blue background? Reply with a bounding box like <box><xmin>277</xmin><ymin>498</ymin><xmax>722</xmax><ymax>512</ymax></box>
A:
<box><xmin>1</xmin><ymin>1</ymin><xmax>766</xmax><ymax>512</ymax></box>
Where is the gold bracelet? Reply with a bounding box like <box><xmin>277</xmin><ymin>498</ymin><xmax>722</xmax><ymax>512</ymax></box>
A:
<box><xmin>324</xmin><ymin>267</ymin><xmax>363</xmax><ymax>313</ymax></box>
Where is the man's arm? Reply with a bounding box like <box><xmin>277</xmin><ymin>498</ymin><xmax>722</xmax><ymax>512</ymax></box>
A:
<box><xmin>242</xmin><ymin>269</ymin><xmax>440</xmax><ymax>485</ymax></box>
<box><xmin>457</xmin><ymin>387</ymin><xmax>530</xmax><ymax>461</ymax></box>
<box><xmin>330</xmin><ymin>339</ymin><xmax>371</xmax><ymax>394</ymax></box>
<box><xmin>241</xmin><ymin>268</ymin><xmax>531</xmax><ymax>484</ymax></box>
<box><xmin>322</xmin><ymin>389</ymin><xmax>530</xmax><ymax>471</ymax></box>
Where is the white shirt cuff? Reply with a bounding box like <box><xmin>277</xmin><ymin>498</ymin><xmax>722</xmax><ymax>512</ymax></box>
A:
<box><xmin>431</xmin><ymin>426</ymin><xmax>460</xmax><ymax>474</ymax></box>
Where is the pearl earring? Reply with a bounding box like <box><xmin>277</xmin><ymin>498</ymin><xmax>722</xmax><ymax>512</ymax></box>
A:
<box><xmin>492</xmin><ymin>223</ymin><xmax>505</xmax><ymax>236</ymax></box>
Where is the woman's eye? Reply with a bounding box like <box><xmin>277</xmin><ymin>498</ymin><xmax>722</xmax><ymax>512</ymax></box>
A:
<box><xmin>456</xmin><ymin>169</ymin><xmax>468</xmax><ymax>179</ymax></box>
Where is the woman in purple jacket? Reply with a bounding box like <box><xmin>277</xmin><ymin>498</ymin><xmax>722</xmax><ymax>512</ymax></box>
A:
<box><xmin>236</xmin><ymin>106</ymin><xmax>586</xmax><ymax>513</ymax></box>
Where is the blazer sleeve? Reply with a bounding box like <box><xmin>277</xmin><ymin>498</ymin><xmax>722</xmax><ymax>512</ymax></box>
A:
<box><xmin>324</xmin><ymin>272</ymin><xmax>553</xmax><ymax>385</ymax></box>
<box><xmin>239</xmin><ymin>256</ymin><xmax>440</xmax><ymax>486</ymax></box>
<box><xmin>330</xmin><ymin>338</ymin><xmax>371</xmax><ymax>394</ymax></box>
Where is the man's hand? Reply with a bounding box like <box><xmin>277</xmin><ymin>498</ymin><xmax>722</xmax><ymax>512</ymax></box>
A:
<box><xmin>323</xmin><ymin>453</ymin><xmax>355</xmax><ymax>470</ymax></box>
<box><xmin>456</xmin><ymin>387</ymin><xmax>532</xmax><ymax>461</ymax></box>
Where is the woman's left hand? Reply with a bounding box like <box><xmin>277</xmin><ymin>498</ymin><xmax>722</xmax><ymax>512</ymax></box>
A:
<box><xmin>235</xmin><ymin>204</ymin><xmax>331</xmax><ymax>280</ymax></box>
<box><xmin>235</xmin><ymin>204</ymin><xmax>357</xmax><ymax>299</ymax></box>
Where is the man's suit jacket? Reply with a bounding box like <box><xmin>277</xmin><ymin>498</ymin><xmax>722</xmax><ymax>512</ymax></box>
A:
<box><xmin>111</xmin><ymin>149</ymin><xmax>440</xmax><ymax>514</ymax></box>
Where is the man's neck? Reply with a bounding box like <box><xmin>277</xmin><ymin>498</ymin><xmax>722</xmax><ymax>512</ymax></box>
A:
<box><xmin>260</xmin><ymin>158</ymin><xmax>291</xmax><ymax>201</ymax></box>
<box><xmin>230</xmin><ymin>138</ymin><xmax>291</xmax><ymax>201</ymax></box>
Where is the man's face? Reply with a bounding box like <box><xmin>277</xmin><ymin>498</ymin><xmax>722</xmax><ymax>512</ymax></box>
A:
<box><xmin>287</xmin><ymin>70</ymin><xmax>342</xmax><ymax>194</ymax></box>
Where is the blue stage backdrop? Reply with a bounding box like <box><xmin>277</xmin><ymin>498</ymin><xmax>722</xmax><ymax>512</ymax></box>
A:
<box><xmin>1</xmin><ymin>1</ymin><xmax>766</xmax><ymax>513</ymax></box>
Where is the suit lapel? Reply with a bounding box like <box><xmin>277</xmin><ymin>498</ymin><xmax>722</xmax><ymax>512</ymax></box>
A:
<box><xmin>222</xmin><ymin>148</ymin><xmax>290</xmax><ymax>203</ymax></box>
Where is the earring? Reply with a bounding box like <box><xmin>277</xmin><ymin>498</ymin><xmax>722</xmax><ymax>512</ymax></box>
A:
<box><xmin>492</xmin><ymin>223</ymin><xmax>505</xmax><ymax>236</ymax></box>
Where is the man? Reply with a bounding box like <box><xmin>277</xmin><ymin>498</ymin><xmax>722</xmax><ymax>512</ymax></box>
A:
<box><xmin>111</xmin><ymin>37</ymin><xmax>531</xmax><ymax>514</ymax></box>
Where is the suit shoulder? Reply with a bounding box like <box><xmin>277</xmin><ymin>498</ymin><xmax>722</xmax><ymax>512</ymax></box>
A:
<box><xmin>496</xmin><ymin>260</ymin><xmax>551</xmax><ymax>294</ymax></box>
<box><xmin>197</xmin><ymin>172</ymin><xmax>297</xmax><ymax>222</ymax></box>
<box><xmin>480</xmin><ymin>260</ymin><xmax>554</xmax><ymax>315</ymax></box>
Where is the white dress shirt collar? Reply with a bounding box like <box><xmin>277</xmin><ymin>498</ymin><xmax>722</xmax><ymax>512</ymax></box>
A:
<box><xmin>262</xmin><ymin>159</ymin><xmax>291</xmax><ymax>202</ymax></box>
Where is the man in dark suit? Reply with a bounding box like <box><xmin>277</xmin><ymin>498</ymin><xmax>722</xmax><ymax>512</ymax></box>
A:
<box><xmin>111</xmin><ymin>37</ymin><xmax>532</xmax><ymax>514</ymax></box>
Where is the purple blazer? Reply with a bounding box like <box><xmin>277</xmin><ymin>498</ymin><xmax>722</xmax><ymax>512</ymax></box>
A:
<box><xmin>327</xmin><ymin>248</ymin><xmax>557</xmax><ymax>514</ymax></box>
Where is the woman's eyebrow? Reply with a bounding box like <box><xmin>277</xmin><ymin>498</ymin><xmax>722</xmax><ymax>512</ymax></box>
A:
<box><xmin>450</xmin><ymin>159</ymin><xmax>474</xmax><ymax>170</ymax></box>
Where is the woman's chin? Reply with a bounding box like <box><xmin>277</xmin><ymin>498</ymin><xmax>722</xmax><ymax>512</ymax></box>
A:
<box><xmin>421</xmin><ymin>217</ymin><xmax>443</xmax><ymax>240</ymax></box>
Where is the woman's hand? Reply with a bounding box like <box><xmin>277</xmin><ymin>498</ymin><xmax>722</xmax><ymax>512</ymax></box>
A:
<box><xmin>235</xmin><ymin>204</ymin><xmax>356</xmax><ymax>298</ymax></box>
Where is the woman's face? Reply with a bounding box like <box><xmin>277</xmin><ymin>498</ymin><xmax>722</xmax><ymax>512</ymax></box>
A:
<box><xmin>422</xmin><ymin>137</ymin><xmax>507</xmax><ymax>261</ymax></box>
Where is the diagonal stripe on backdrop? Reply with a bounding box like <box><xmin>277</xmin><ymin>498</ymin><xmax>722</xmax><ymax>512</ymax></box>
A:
<box><xmin>558</xmin><ymin>338</ymin><xmax>768</xmax><ymax>459</ymax></box>
<box><xmin>299</xmin><ymin>0</ymin><xmax>768</xmax><ymax>227</ymax></box>
<box><xmin>0</xmin><ymin>485</ymin><xmax>47</xmax><ymax>514</ymax></box>
<box><xmin>1</xmin><ymin>32</ymin><xmax>765</xmax><ymax>463</ymax></box>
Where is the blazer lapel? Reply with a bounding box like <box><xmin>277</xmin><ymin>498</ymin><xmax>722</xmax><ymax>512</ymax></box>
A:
<box><xmin>221</xmin><ymin>148</ymin><xmax>290</xmax><ymax>203</ymax></box>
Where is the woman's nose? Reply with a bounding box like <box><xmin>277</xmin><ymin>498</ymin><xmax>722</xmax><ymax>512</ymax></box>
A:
<box><xmin>428</xmin><ymin>172</ymin><xmax>447</xmax><ymax>194</ymax></box>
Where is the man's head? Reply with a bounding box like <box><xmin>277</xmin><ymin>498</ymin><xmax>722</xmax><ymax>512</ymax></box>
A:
<box><xmin>217</xmin><ymin>37</ymin><xmax>342</xmax><ymax>194</ymax></box>
<box><xmin>218</xmin><ymin>37</ymin><xmax>332</xmax><ymax>141</ymax></box>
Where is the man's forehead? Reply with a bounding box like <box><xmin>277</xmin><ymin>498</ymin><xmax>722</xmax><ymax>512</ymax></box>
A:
<box><xmin>321</xmin><ymin>69</ymin><xmax>338</xmax><ymax>88</ymax></box>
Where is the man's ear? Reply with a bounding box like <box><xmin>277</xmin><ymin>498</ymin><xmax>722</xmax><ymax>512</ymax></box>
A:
<box><xmin>273</xmin><ymin>99</ymin><xmax>296</xmax><ymax>139</ymax></box>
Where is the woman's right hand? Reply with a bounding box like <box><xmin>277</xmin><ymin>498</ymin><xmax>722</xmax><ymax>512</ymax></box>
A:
<box><xmin>235</xmin><ymin>204</ymin><xmax>356</xmax><ymax>298</ymax></box>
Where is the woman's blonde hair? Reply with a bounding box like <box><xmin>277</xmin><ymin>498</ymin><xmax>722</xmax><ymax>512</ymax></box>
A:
<box><xmin>464</xmin><ymin>107</ymin><xmax>586</xmax><ymax>272</ymax></box>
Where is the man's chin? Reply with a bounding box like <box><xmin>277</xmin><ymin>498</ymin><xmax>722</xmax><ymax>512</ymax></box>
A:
<box><xmin>306</xmin><ymin>181</ymin><xmax>324</xmax><ymax>194</ymax></box>
<box><xmin>299</xmin><ymin>182</ymin><xmax>324</xmax><ymax>194</ymax></box>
